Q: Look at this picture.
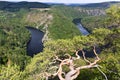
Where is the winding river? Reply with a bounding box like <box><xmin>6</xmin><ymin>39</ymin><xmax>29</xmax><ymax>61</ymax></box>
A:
<box><xmin>73</xmin><ymin>18</ymin><xmax>90</xmax><ymax>35</ymax></box>
<box><xmin>26</xmin><ymin>18</ymin><xmax>90</xmax><ymax>57</ymax></box>
<box><xmin>26</xmin><ymin>27</ymin><xmax>44</xmax><ymax>57</ymax></box>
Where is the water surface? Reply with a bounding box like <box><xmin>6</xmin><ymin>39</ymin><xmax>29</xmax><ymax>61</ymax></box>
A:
<box><xmin>76</xmin><ymin>23</ymin><xmax>90</xmax><ymax>35</ymax></box>
<box><xmin>26</xmin><ymin>27</ymin><xmax>44</xmax><ymax>57</ymax></box>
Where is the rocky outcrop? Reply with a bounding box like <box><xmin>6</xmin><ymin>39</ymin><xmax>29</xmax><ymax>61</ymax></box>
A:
<box><xmin>75</xmin><ymin>8</ymin><xmax>106</xmax><ymax>16</ymax></box>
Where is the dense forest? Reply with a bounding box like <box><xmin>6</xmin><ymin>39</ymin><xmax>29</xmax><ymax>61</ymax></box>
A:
<box><xmin>0</xmin><ymin>1</ymin><xmax>120</xmax><ymax>80</ymax></box>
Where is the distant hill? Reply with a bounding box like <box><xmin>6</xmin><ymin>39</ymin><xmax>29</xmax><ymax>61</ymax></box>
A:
<box><xmin>69</xmin><ymin>1</ymin><xmax>120</xmax><ymax>8</ymax></box>
<box><xmin>0</xmin><ymin>1</ymin><xmax>50</xmax><ymax>11</ymax></box>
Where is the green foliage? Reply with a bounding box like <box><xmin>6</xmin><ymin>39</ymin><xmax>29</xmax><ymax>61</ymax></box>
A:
<box><xmin>0</xmin><ymin>9</ymin><xmax>31</xmax><ymax>69</ymax></box>
<box><xmin>104</xmin><ymin>28</ymin><xmax>120</xmax><ymax>53</ymax></box>
<box><xmin>72</xmin><ymin>35</ymin><xmax>96</xmax><ymax>49</ymax></box>
<box><xmin>92</xmin><ymin>28</ymin><xmax>113</xmax><ymax>45</ymax></box>
<box><xmin>52</xmin><ymin>5</ymin><xmax>88</xmax><ymax>20</ymax></box>
<box><xmin>106</xmin><ymin>5</ymin><xmax>120</xmax><ymax>26</ymax></box>
<box><xmin>98</xmin><ymin>52</ymin><xmax>120</xmax><ymax>80</ymax></box>
<box><xmin>45</xmin><ymin>28</ymin><xmax>120</xmax><ymax>80</ymax></box>
<box><xmin>25</xmin><ymin>49</ymin><xmax>55</xmax><ymax>80</ymax></box>
<box><xmin>0</xmin><ymin>65</ymin><xmax>21</xmax><ymax>80</ymax></box>
<box><xmin>0</xmin><ymin>1</ymin><xmax>50</xmax><ymax>11</ymax></box>
<box><xmin>49</xmin><ymin>16</ymin><xmax>81</xmax><ymax>39</ymax></box>
<box><xmin>76</xmin><ymin>52</ymin><xmax>120</xmax><ymax>80</ymax></box>
<box><xmin>0</xmin><ymin>4</ymin><xmax>120</xmax><ymax>80</ymax></box>
<box><xmin>0</xmin><ymin>29</ymin><xmax>6</xmax><ymax>46</ymax></box>
<box><xmin>45</xmin><ymin>39</ymin><xmax>74</xmax><ymax>56</ymax></box>
<box><xmin>81</xmin><ymin>16</ymin><xmax>106</xmax><ymax>32</ymax></box>
<box><xmin>49</xmin><ymin>6</ymin><xmax>85</xmax><ymax>39</ymax></box>
<box><xmin>45</xmin><ymin>28</ymin><xmax>111</xmax><ymax>56</ymax></box>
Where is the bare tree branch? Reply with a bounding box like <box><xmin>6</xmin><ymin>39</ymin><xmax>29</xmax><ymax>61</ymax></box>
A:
<box><xmin>75</xmin><ymin>50</ymin><xmax>80</xmax><ymax>59</ymax></box>
<box><xmin>47</xmin><ymin>46</ymin><xmax>102</xmax><ymax>80</ymax></box>
<box><xmin>97</xmin><ymin>66</ymin><xmax>108</xmax><ymax>80</ymax></box>
<box><xmin>81</xmin><ymin>49</ymin><xmax>91</xmax><ymax>64</ymax></box>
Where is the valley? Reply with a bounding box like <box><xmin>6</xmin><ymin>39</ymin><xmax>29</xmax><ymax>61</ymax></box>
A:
<box><xmin>0</xmin><ymin>1</ymin><xmax>120</xmax><ymax>80</ymax></box>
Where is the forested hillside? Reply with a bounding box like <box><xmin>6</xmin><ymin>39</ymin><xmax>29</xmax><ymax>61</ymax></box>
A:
<box><xmin>0</xmin><ymin>1</ymin><xmax>50</xmax><ymax>11</ymax></box>
<box><xmin>0</xmin><ymin>1</ymin><xmax>120</xmax><ymax>80</ymax></box>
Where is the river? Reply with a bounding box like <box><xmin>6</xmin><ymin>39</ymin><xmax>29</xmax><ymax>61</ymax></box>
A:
<box><xmin>76</xmin><ymin>23</ymin><xmax>90</xmax><ymax>35</ymax></box>
<box><xmin>26</xmin><ymin>27</ymin><xmax>44</xmax><ymax>57</ymax></box>
<box><xmin>26</xmin><ymin>19</ymin><xmax>90</xmax><ymax>57</ymax></box>
<box><xmin>73</xmin><ymin>18</ymin><xmax>90</xmax><ymax>35</ymax></box>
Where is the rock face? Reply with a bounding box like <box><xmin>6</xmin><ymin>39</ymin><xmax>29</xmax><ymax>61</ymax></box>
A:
<box><xmin>75</xmin><ymin>8</ymin><xmax>106</xmax><ymax>16</ymax></box>
<box><xmin>26</xmin><ymin>8</ymin><xmax>53</xmax><ymax>42</ymax></box>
